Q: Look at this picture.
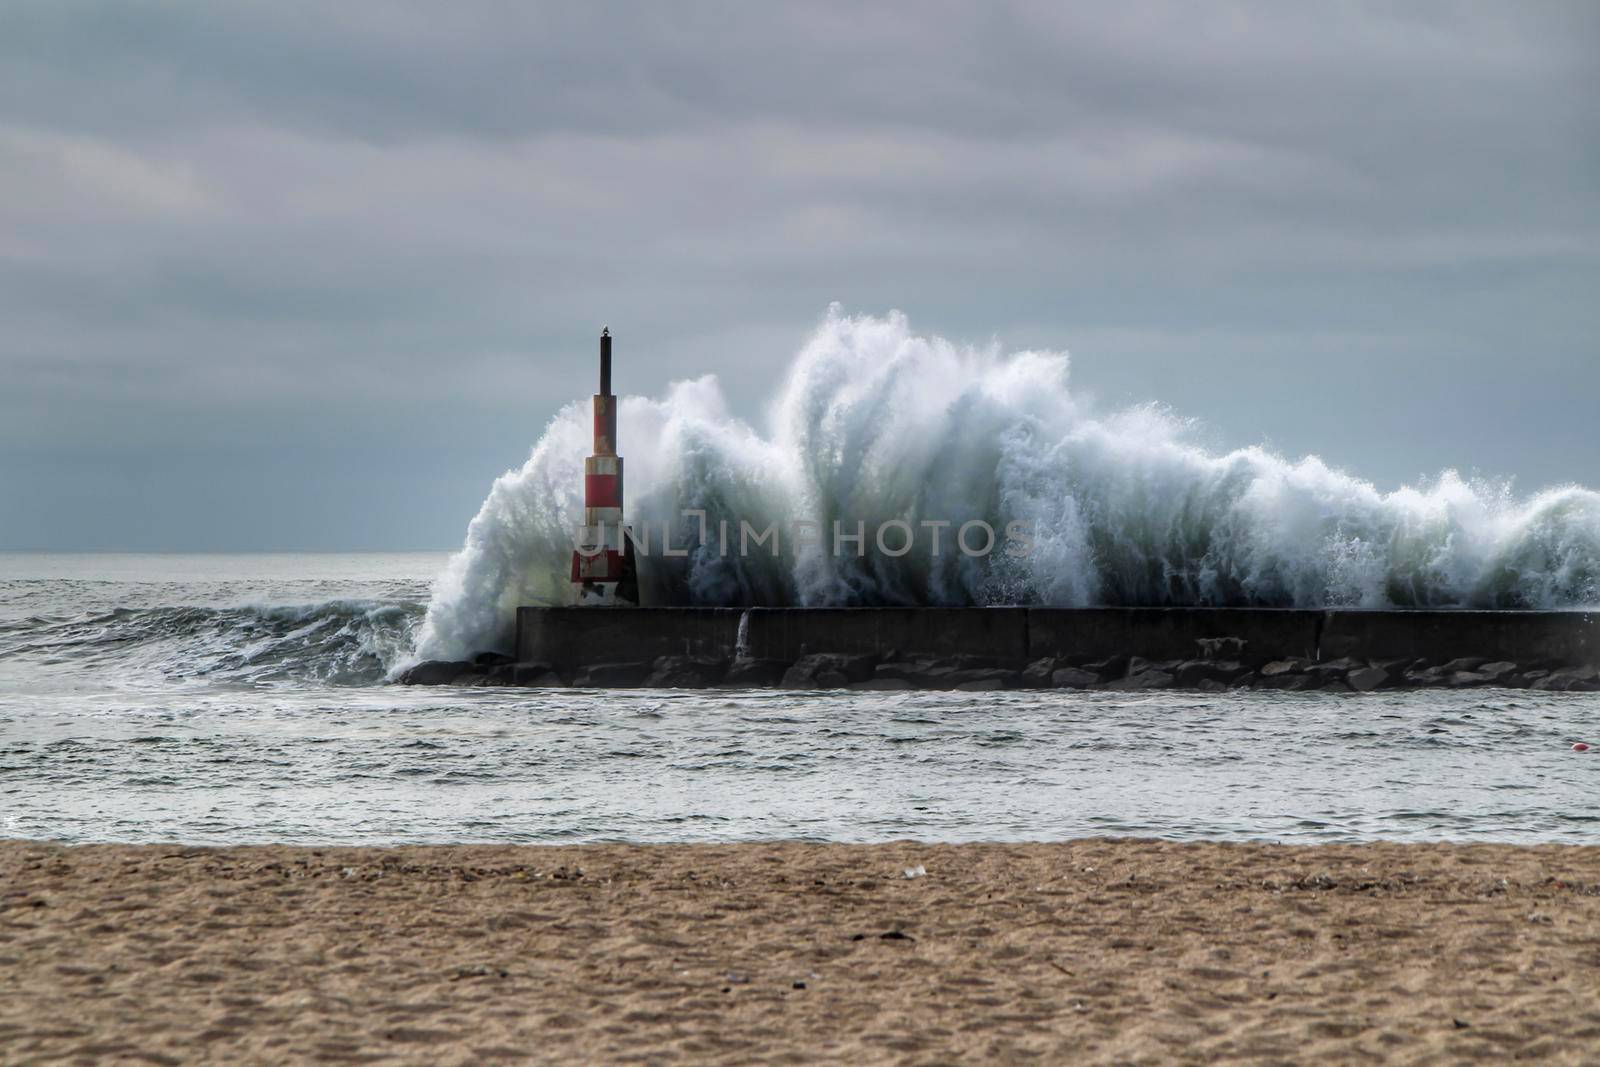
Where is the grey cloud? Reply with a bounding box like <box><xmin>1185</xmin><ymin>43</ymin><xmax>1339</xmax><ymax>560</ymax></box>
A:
<box><xmin>0</xmin><ymin>2</ymin><xmax>1595</xmax><ymax>549</ymax></box>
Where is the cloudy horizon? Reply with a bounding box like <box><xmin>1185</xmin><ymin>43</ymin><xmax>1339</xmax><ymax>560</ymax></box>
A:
<box><xmin>2</xmin><ymin>2</ymin><xmax>1596</xmax><ymax>551</ymax></box>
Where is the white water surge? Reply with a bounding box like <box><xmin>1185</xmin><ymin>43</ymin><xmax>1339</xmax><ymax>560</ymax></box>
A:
<box><xmin>413</xmin><ymin>308</ymin><xmax>1600</xmax><ymax>663</ymax></box>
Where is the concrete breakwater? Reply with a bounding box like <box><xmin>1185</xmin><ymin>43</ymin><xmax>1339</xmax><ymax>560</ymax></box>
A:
<box><xmin>394</xmin><ymin>607</ymin><xmax>1600</xmax><ymax>692</ymax></box>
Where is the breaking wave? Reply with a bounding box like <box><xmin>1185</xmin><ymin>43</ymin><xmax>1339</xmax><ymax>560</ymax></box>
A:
<box><xmin>3</xmin><ymin>600</ymin><xmax>422</xmax><ymax>686</ymax></box>
<box><xmin>414</xmin><ymin>307</ymin><xmax>1600</xmax><ymax>662</ymax></box>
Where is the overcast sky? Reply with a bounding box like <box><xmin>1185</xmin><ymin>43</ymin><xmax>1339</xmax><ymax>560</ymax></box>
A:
<box><xmin>2</xmin><ymin>2</ymin><xmax>1595</xmax><ymax>551</ymax></box>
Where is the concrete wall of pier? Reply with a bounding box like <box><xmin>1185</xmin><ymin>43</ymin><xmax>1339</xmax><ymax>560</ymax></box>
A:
<box><xmin>516</xmin><ymin>606</ymin><xmax>1600</xmax><ymax>669</ymax></box>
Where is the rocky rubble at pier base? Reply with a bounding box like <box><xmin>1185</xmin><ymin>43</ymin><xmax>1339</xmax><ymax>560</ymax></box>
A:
<box><xmin>396</xmin><ymin>650</ymin><xmax>1600</xmax><ymax>693</ymax></box>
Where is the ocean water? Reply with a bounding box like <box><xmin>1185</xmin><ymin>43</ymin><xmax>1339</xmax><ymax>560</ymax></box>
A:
<box><xmin>3</xmin><ymin>553</ymin><xmax>1597</xmax><ymax>847</ymax></box>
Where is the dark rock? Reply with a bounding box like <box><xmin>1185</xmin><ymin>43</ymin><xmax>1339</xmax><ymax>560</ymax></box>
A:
<box><xmin>1260</xmin><ymin>659</ymin><xmax>1310</xmax><ymax>678</ymax></box>
<box><xmin>1124</xmin><ymin>656</ymin><xmax>1158</xmax><ymax>677</ymax></box>
<box><xmin>781</xmin><ymin>666</ymin><xmax>841</xmax><ymax>689</ymax></box>
<box><xmin>645</xmin><ymin>655</ymin><xmax>726</xmax><ymax>689</ymax></box>
<box><xmin>1346</xmin><ymin>666</ymin><xmax>1390</xmax><ymax>693</ymax></box>
<box><xmin>572</xmin><ymin>661</ymin><xmax>653</xmax><ymax>688</ymax></box>
<box><xmin>1476</xmin><ymin>661</ymin><xmax>1520</xmax><ymax>685</ymax></box>
<box><xmin>1082</xmin><ymin>655</ymin><xmax>1131</xmax><ymax>679</ymax></box>
<box><xmin>453</xmin><ymin>670</ymin><xmax>490</xmax><ymax>687</ymax></box>
<box><xmin>1021</xmin><ymin>657</ymin><xmax>1059</xmax><ymax>687</ymax></box>
<box><xmin>1212</xmin><ymin>660</ymin><xmax>1253</xmax><ymax>682</ymax></box>
<box><xmin>1195</xmin><ymin>678</ymin><xmax>1229</xmax><ymax>694</ymax></box>
<box><xmin>1258</xmin><ymin>659</ymin><xmax>1315</xmax><ymax>689</ymax></box>
<box><xmin>781</xmin><ymin>653</ymin><xmax>878</xmax><ymax>689</ymax></box>
<box><xmin>942</xmin><ymin>655</ymin><xmax>1000</xmax><ymax>671</ymax></box>
<box><xmin>1173</xmin><ymin>659</ymin><xmax>1249</xmax><ymax>687</ymax></box>
<box><xmin>510</xmin><ymin>662</ymin><xmax>566</xmax><ymax>687</ymax></box>
<box><xmin>1230</xmin><ymin>671</ymin><xmax>1260</xmax><ymax>689</ymax></box>
<box><xmin>472</xmin><ymin>651</ymin><xmax>514</xmax><ymax>668</ymax></box>
<box><xmin>1439</xmin><ymin>657</ymin><xmax>1488</xmax><ymax>673</ymax></box>
<box><xmin>841</xmin><ymin>656</ymin><xmax>885</xmax><ymax>680</ymax></box>
<box><xmin>781</xmin><ymin>664</ymin><xmax>846</xmax><ymax>689</ymax></box>
<box><xmin>1105</xmin><ymin>670</ymin><xmax>1175</xmax><ymax>691</ymax></box>
<box><xmin>475</xmin><ymin>663</ymin><xmax>516</xmax><ymax>686</ymax></box>
<box><xmin>1406</xmin><ymin>662</ymin><xmax>1487</xmax><ymax>687</ymax></box>
<box><xmin>395</xmin><ymin>660</ymin><xmax>474</xmax><ymax>686</ymax></box>
<box><xmin>1170</xmin><ymin>660</ymin><xmax>1207</xmax><ymax>686</ymax></box>
<box><xmin>946</xmin><ymin>668</ymin><xmax>1018</xmax><ymax>689</ymax></box>
<box><xmin>1307</xmin><ymin>666</ymin><xmax>1350</xmax><ymax>687</ymax></box>
<box><xmin>873</xmin><ymin>660</ymin><xmax>944</xmax><ymax>686</ymax></box>
<box><xmin>876</xmin><ymin>659</ymin><xmax>985</xmax><ymax>694</ymax></box>
<box><xmin>719</xmin><ymin>658</ymin><xmax>789</xmax><ymax>688</ymax></box>
<box><xmin>1311</xmin><ymin>657</ymin><xmax>1363</xmax><ymax>681</ymax></box>
<box><xmin>1050</xmin><ymin>667</ymin><xmax>1100</xmax><ymax>689</ymax></box>
<box><xmin>1531</xmin><ymin>667</ymin><xmax>1600</xmax><ymax>693</ymax></box>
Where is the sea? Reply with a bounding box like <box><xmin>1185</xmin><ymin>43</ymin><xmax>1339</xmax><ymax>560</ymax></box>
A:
<box><xmin>3</xmin><ymin>552</ymin><xmax>1597</xmax><ymax>848</ymax></box>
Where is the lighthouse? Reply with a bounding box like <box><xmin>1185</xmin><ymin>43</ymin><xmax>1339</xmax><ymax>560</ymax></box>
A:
<box><xmin>570</xmin><ymin>328</ymin><xmax>639</xmax><ymax>605</ymax></box>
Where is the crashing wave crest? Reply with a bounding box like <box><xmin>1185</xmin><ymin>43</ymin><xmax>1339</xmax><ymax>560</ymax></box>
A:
<box><xmin>413</xmin><ymin>307</ymin><xmax>1600</xmax><ymax>662</ymax></box>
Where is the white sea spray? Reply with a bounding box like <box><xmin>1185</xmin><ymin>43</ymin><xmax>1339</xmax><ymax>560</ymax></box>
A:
<box><xmin>411</xmin><ymin>307</ymin><xmax>1600</xmax><ymax>663</ymax></box>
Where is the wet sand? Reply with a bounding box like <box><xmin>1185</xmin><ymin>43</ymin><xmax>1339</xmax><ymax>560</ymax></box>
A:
<box><xmin>4</xmin><ymin>839</ymin><xmax>1599</xmax><ymax>1064</ymax></box>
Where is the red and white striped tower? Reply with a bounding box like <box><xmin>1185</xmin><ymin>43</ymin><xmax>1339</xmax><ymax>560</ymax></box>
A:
<box><xmin>570</xmin><ymin>327</ymin><xmax>639</xmax><ymax>605</ymax></box>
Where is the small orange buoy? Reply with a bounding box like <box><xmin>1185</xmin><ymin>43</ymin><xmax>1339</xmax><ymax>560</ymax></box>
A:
<box><xmin>1574</xmin><ymin>742</ymin><xmax>1591</xmax><ymax>752</ymax></box>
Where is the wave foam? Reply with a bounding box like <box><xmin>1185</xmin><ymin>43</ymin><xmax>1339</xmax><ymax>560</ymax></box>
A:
<box><xmin>413</xmin><ymin>307</ymin><xmax>1600</xmax><ymax>662</ymax></box>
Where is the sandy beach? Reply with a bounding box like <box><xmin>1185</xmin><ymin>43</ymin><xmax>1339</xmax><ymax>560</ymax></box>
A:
<box><xmin>3</xmin><ymin>839</ymin><xmax>1599</xmax><ymax>1065</ymax></box>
